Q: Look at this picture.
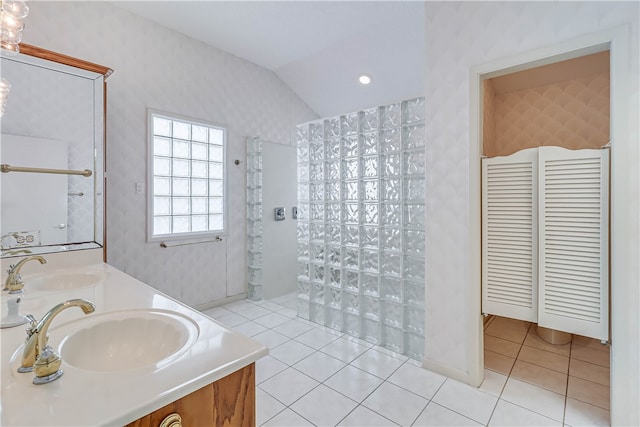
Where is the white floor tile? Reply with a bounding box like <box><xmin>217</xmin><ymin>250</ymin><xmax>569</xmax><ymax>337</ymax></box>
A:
<box><xmin>280</xmin><ymin>299</ymin><xmax>299</xmax><ymax>310</ymax></box>
<box><xmin>269</xmin><ymin>340</ymin><xmax>316</xmax><ymax>366</ymax></box>
<box><xmin>258</xmin><ymin>300</ymin><xmax>286</xmax><ymax>312</ymax></box>
<box><xmin>201</xmin><ymin>306</ymin><xmax>231</xmax><ymax>318</ymax></box>
<box><xmin>293</xmin><ymin>351</ymin><xmax>347</xmax><ymax>382</ymax></box>
<box><xmin>564</xmin><ymin>397</ymin><xmax>610</xmax><ymax>427</ymax></box>
<box><xmin>232</xmin><ymin>320</ymin><xmax>267</xmax><ymax>337</ymax></box>
<box><xmin>252</xmin><ymin>330</ymin><xmax>290</xmax><ymax>349</ymax></box>
<box><xmin>320</xmin><ymin>336</ymin><xmax>370</xmax><ymax>363</ymax></box>
<box><xmin>489</xmin><ymin>399</ymin><xmax>561</xmax><ymax>426</ymax></box>
<box><xmin>271</xmin><ymin>318</ymin><xmax>315</xmax><ymax>338</ymax></box>
<box><xmin>387</xmin><ymin>363</ymin><xmax>447</xmax><ymax>399</ymax></box>
<box><xmin>256</xmin><ymin>387</ymin><xmax>286</xmax><ymax>426</ymax></box>
<box><xmin>254</xmin><ymin>312</ymin><xmax>292</xmax><ymax>328</ymax></box>
<box><xmin>339</xmin><ymin>405</ymin><xmax>399</xmax><ymax>426</ymax></box>
<box><xmin>479</xmin><ymin>369</ymin><xmax>508</xmax><ymax>397</ymax></box>
<box><xmin>325</xmin><ymin>365</ymin><xmax>384</xmax><ymax>403</ymax></box>
<box><xmin>223</xmin><ymin>299</ymin><xmax>254</xmax><ymax>311</ymax></box>
<box><xmin>432</xmin><ymin>379</ymin><xmax>498</xmax><ymax>425</ymax></box>
<box><xmin>295</xmin><ymin>327</ymin><xmax>342</xmax><ymax>349</ymax></box>
<box><xmin>211</xmin><ymin>304</ymin><xmax>610</xmax><ymax>427</ymax></box>
<box><xmin>259</xmin><ymin>367</ymin><xmax>319</xmax><ymax>406</ymax></box>
<box><xmin>277</xmin><ymin>307</ymin><xmax>298</xmax><ymax>318</ymax></box>
<box><xmin>413</xmin><ymin>402</ymin><xmax>481</xmax><ymax>426</ymax></box>
<box><xmin>215</xmin><ymin>311</ymin><xmax>248</xmax><ymax>327</ymax></box>
<box><xmin>362</xmin><ymin>381</ymin><xmax>428</xmax><ymax>426</ymax></box>
<box><xmin>256</xmin><ymin>355</ymin><xmax>288</xmax><ymax>384</ymax></box>
<box><xmin>500</xmin><ymin>378</ymin><xmax>565</xmax><ymax>422</ymax></box>
<box><xmin>262</xmin><ymin>408</ymin><xmax>314</xmax><ymax>427</ymax></box>
<box><xmin>268</xmin><ymin>293</ymin><xmax>297</xmax><ymax>305</ymax></box>
<box><xmin>291</xmin><ymin>384</ymin><xmax>359</xmax><ymax>426</ymax></box>
<box><xmin>228</xmin><ymin>304</ymin><xmax>272</xmax><ymax>320</ymax></box>
<box><xmin>351</xmin><ymin>348</ymin><xmax>406</xmax><ymax>379</ymax></box>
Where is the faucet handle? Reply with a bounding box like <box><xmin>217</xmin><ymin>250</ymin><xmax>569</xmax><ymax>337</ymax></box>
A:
<box><xmin>33</xmin><ymin>345</ymin><xmax>63</xmax><ymax>385</ymax></box>
<box><xmin>5</xmin><ymin>274</ymin><xmax>23</xmax><ymax>293</ymax></box>
<box><xmin>24</xmin><ymin>314</ymin><xmax>37</xmax><ymax>334</ymax></box>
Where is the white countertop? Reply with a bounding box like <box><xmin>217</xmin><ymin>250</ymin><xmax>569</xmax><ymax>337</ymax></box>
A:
<box><xmin>0</xmin><ymin>261</ymin><xmax>268</xmax><ymax>426</ymax></box>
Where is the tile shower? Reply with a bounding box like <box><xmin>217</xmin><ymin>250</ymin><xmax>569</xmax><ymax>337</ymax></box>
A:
<box><xmin>295</xmin><ymin>98</ymin><xmax>426</xmax><ymax>359</ymax></box>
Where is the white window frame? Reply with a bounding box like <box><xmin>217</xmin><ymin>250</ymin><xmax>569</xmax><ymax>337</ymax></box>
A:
<box><xmin>146</xmin><ymin>109</ymin><xmax>227</xmax><ymax>242</ymax></box>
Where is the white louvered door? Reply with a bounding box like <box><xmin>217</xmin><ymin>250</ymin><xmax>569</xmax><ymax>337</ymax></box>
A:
<box><xmin>538</xmin><ymin>147</ymin><xmax>609</xmax><ymax>340</ymax></box>
<box><xmin>482</xmin><ymin>148</ymin><xmax>538</xmax><ymax>322</ymax></box>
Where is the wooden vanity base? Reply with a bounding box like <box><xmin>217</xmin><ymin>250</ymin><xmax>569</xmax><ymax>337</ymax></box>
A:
<box><xmin>125</xmin><ymin>363</ymin><xmax>255</xmax><ymax>427</ymax></box>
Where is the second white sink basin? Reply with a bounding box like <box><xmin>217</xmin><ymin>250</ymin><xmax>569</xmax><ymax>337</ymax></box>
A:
<box><xmin>29</xmin><ymin>271</ymin><xmax>104</xmax><ymax>292</ymax></box>
<box><xmin>59</xmin><ymin>309</ymin><xmax>199</xmax><ymax>372</ymax></box>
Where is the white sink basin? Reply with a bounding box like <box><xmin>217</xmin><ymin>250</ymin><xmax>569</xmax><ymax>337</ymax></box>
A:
<box><xmin>58</xmin><ymin>309</ymin><xmax>199</xmax><ymax>372</ymax></box>
<box><xmin>29</xmin><ymin>272</ymin><xmax>103</xmax><ymax>292</ymax></box>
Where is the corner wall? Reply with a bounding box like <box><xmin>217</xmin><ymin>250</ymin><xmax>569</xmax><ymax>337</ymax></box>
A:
<box><xmin>22</xmin><ymin>2</ymin><xmax>317</xmax><ymax>307</ymax></box>
<box><xmin>424</xmin><ymin>1</ymin><xmax>638</xmax><ymax>424</ymax></box>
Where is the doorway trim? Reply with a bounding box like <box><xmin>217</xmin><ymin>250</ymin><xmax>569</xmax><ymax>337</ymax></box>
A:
<box><xmin>468</xmin><ymin>25</ymin><xmax>636</xmax><ymax>425</ymax></box>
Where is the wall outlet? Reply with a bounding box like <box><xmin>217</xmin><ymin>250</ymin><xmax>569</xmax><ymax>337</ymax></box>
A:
<box><xmin>135</xmin><ymin>182</ymin><xmax>144</xmax><ymax>194</ymax></box>
<box><xmin>274</xmin><ymin>207</ymin><xmax>286</xmax><ymax>221</ymax></box>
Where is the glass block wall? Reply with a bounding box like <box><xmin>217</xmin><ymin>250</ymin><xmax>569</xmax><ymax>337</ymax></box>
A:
<box><xmin>295</xmin><ymin>97</ymin><xmax>426</xmax><ymax>359</ymax></box>
<box><xmin>247</xmin><ymin>137</ymin><xmax>263</xmax><ymax>300</ymax></box>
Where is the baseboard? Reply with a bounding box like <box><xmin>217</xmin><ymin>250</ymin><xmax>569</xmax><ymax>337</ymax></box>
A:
<box><xmin>422</xmin><ymin>358</ymin><xmax>481</xmax><ymax>387</ymax></box>
<box><xmin>194</xmin><ymin>293</ymin><xmax>248</xmax><ymax>312</ymax></box>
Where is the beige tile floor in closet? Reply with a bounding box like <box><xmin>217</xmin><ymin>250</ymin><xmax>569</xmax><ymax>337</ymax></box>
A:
<box><xmin>484</xmin><ymin>315</ymin><xmax>610</xmax><ymax>424</ymax></box>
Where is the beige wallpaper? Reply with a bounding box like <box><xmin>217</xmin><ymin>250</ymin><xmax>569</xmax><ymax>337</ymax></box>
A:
<box><xmin>484</xmin><ymin>71</ymin><xmax>610</xmax><ymax>157</ymax></box>
<box><xmin>482</xmin><ymin>79</ymin><xmax>497</xmax><ymax>158</ymax></box>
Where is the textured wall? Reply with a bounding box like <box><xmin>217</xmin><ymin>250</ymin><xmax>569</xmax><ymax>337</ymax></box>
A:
<box><xmin>424</xmin><ymin>0</ymin><xmax>638</xmax><ymax>377</ymax></box>
<box><xmin>22</xmin><ymin>1</ymin><xmax>317</xmax><ymax>307</ymax></box>
<box><xmin>486</xmin><ymin>72</ymin><xmax>610</xmax><ymax>156</ymax></box>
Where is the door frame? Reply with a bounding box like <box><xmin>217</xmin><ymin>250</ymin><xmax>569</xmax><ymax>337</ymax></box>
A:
<box><xmin>468</xmin><ymin>25</ymin><xmax>636</xmax><ymax>425</ymax></box>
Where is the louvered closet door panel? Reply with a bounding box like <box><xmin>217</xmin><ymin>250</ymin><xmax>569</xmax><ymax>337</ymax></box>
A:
<box><xmin>538</xmin><ymin>147</ymin><xmax>609</xmax><ymax>341</ymax></box>
<box><xmin>482</xmin><ymin>148</ymin><xmax>538</xmax><ymax>322</ymax></box>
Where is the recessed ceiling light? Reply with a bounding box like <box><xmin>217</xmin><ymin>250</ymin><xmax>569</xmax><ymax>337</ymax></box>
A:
<box><xmin>358</xmin><ymin>74</ymin><xmax>372</xmax><ymax>85</ymax></box>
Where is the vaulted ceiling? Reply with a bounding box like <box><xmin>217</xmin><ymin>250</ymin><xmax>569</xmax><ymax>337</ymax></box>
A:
<box><xmin>114</xmin><ymin>1</ymin><xmax>425</xmax><ymax>118</ymax></box>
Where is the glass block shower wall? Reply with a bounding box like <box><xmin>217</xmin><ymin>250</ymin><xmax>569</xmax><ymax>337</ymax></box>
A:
<box><xmin>295</xmin><ymin>97</ymin><xmax>426</xmax><ymax>359</ymax></box>
<box><xmin>247</xmin><ymin>137</ymin><xmax>263</xmax><ymax>300</ymax></box>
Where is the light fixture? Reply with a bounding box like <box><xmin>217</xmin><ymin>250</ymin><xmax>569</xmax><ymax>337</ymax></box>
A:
<box><xmin>1</xmin><ymin>0</ymin><xmax>29</xmax><ymax>53</ymax></box>
<box><xmin>358</xmin><ymin>73</ymin><xmax>372</xmax><ymax>85</ymax></box>
<box><xmin>0</xmin><ymin>0</ymin><xmax>29</xmax><ymax>117</ymax></box>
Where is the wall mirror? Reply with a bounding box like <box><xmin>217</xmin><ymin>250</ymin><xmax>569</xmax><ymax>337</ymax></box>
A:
<box><xmin>0</xmin><ymin>44</ymin><xmax>112</xmax><ymax>258</ymax></box>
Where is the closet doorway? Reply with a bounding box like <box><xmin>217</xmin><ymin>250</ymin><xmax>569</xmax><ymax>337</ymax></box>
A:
<box><xmin>470</xmin><ymin>32</ymin><xmax>628</xmax><ymax>422</ymax></box>
<box><xmin>468</xmin><ymin>27</ymin><xmax>635</xmax><ymax>426</ymax></box>
<box><xmin>482</xmin><ymin>51</ymin><xmax>611</xmax><ymax>424</ymax></box>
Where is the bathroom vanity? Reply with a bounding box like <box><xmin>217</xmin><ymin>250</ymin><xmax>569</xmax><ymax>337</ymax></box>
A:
<box><xmin>0</xmin><ymin>250</ymin><xmax>268</xmax><ymax>426</ymax></box>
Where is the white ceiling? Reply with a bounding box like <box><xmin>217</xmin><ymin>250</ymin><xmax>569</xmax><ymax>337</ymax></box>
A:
<box><xmin>113</xmin><ymin>1</ymin><xmax>425</xmax><ymax>118</ymax></box>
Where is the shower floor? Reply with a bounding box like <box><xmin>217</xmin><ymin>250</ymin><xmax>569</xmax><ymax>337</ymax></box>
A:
<box><xmin>203</xmin><ymin>295</ymin><xmax>609</xmax><ymax>426</ymax></box>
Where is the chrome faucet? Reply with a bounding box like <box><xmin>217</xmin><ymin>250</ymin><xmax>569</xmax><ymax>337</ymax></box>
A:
<box><xmin>1</xmin><ymin>255</ymin><xmax>47</xmax><ymax>329</ymax></box>
<box><xmin>4</xmin><ymin>255</ymin><xmax>47</xmax><ymax>293</ymax></box>
<box><xmin>18</xmin><ymin>298</ymin><xmax>95</xmax><ymax>384</ymax></box>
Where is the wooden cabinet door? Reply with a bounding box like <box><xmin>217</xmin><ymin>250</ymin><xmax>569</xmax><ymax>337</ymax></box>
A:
<box><xmin>125</xmin><ymin>363</ymin><xmax>255</xmax><ymax>427</ymax></box>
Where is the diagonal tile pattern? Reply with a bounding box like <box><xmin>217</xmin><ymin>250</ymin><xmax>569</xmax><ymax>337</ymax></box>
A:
<box><xmin>204</xmin><ymin>296</ymin><xmax>610</xmax><ymax>426</ymax></box>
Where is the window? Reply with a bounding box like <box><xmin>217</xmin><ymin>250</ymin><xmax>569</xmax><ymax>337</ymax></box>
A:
<box><xmin>148</xmin><ymin>110</ymin><xmax>225</xmax><ymax>241</ymax></box>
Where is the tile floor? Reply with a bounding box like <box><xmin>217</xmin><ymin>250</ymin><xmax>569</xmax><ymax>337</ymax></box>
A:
<box><xmin>203</xmin><ymin>295</ymin><xmax>610</xmax><ymax>426</ymax></box>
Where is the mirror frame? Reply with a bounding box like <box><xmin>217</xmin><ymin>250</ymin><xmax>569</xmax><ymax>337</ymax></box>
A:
<box><xmin>3</xmin><ymin>43</ymin><xmax>113</xmax><ymax>261</ymax></box>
